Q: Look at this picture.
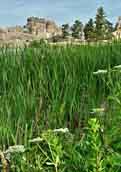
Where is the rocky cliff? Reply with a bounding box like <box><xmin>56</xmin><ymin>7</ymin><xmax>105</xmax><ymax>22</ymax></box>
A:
<box><xmin>0</xmin><ymin>17</ymin><xmax>62</xmax><ymax>44</ymax></box>
<box><xmin>25</xmin><ymin>17</ymin><xmax>62</xmax><ymax>38</ymax></box>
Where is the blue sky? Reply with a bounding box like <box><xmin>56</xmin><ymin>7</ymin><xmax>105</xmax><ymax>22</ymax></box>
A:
<box><xmin>0</xmin><ymin>0</ymin><xmax>121</xmax><ymax>27</ymax></box>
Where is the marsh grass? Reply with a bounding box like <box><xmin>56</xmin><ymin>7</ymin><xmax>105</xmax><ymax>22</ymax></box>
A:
<box><xmin>0</xmin><ymin>42</ymin><xmax>121</xmax><ymax>138</ymax></box>
<box><xmin>0</xmin><ymin>42</ymin><xmax>121</xmax><ymax>171</ymax></box>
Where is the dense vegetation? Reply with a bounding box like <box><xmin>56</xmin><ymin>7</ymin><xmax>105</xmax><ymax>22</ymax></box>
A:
<box><xmin>0</xmin><ymin>42</ymin><xmax>121</xmax><ymax>171</ymax></box>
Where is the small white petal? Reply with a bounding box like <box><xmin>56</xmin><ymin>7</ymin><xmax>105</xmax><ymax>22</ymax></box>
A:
<box><xmin>29</xmin><ymin>137</ymin><xmax>43</xmax><ymax>143</ymax></box>
<box><xmin>53</xmin><ymin>128</ymin><xmax>69</xmax><ymax>133</ymax></box>
<box><xmin>5</xmin><ymin>145</ymin><xmax>25</xmax><ymax>154</ymax></box>
<box><xmin>93</xmin><ymin>70</ymin><xmax>107</xmax><ymax>75</ymax></box>
<box><xmin>113</xmin><ymin>65</ymin><xmax>121</xmax><ymax>69</ymax></box>
<box><xmin>92</xmin><ymin>108</ymin><xmax>105</xmax><ymax>113</ymax></box>
<box><xmin>46</xmin><ymin>162</ymin><xmax>54</xmax><ymax>165</ymax></box>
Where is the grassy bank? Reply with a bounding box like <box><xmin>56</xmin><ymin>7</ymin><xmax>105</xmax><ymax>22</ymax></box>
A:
<box><xmin>0</xmin><ymin>42</ymin><xmax>121</xmax><ymax>171</ymax></box>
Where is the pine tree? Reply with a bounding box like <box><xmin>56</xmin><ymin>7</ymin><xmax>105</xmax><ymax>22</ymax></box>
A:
<box><xmin>62</xmin><ymin>24</ymin><xmax>70</xmax><ymax>39</ymax></box>
<box><xmin>84</xmin><ymin>18</ymin><xmax>95</xmax><ymax>41</ymax></box>
<box><xmin>71</xmin><ymin>20</ymin><xmax>83</xmax><ymax>39</ymax></box>
<box><xmin>95</xmin><ymin>7</ymin><xmax>106</xmax><ymax>40</ymax></box>
<box><xmin>95</xmin><ymin>7</ymin><xmax>113</xmax><ymax>40</ymax></box>
<box><xmin>105</xmin><ymin>20</ymin><xmax>114</xmax><ymax>39</ymax></box>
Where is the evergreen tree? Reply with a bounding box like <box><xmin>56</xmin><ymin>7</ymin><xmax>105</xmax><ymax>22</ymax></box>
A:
<box><xmin>95</xmin><ymin>7</ymin><xmax>107</xmax><ymax>40</ymax></box>
<box><xmin>71</xmin><ymin>20</ymin><xmax>83</xmax><ymax>39</ymax></box>
<box><xmin>105</xmin><ymin>20</ymin><xmax>114</xmax><ymax>39</ymax></box>
<box><xmin>114</xmin><ymin>22</ymin><xmax>119</xmax><ymax>31</ymax></box>
<box><xmin>62</xmin><ymin>24</ymin><xmax>70</xmax><ymax>39</ymax></box>
<box><xmin>95</xmin><ymin>7</ymin><xmax>113</xmax><ymax>40</ymax></box>
<box><xmin>84</xmin><ymin>18</ymin><xmax>95</xmax><ymax>41</ymax></box>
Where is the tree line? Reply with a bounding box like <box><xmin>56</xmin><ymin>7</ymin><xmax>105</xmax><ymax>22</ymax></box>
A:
<box><xmin>61</xmin><ymin>7</ymin><xmax>115</xmax><ymax>41</ymax></box>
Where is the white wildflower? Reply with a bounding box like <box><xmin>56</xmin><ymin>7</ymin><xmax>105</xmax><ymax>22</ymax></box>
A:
<box><xmin>53</xmin><ymin>128</ymin><xmax>69</xmax><ymax>133</ymax></box>
<box><xmin>29</xmin><ymin>137</ymin><xmax>43</xmax><ymax>143</ymax></box>
<box><xmin>91</xmin><ymin>108</ymin><xmax>105</xmax><ymax>114</ymax></box>
<box><xmin>100</xmin><ymin>128</ymin><xmax>104</xmax><ymax>132</ymax></box>
<box><xmin>22</xmin><ymin>156</ymin><xmax>26</xmax><ymax>161</ymax></box>
<box><xmin>113</xmin><ymin>65</ymin><xmax>121</xmax><ymax>69</ymax></box>
<box><xmin>5</xmin><ymin>145</ymin><xmax>25</xmax><ymax>154</ymax></box>
<box><xmin>93</xmin><ymin>69</ymin><xmax>107</xmax><ymax>75</ymax></box>
<box><xmin>46</xmin><ymin>162</ymin><xmax>54</xmax><ymax>165</ymax></box>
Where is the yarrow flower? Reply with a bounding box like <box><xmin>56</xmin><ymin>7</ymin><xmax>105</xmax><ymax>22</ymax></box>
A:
<box><xmin>113</xmin><ymin>65</ymin><xmax>121</xmax><ymax>69</ymax></box>
<box><xmin>46</xmin><ymin>162</ymin><xmax>54</xmax><ymax>165</ymax></box>
<box><xmin>53</xmin><ymin>128</ymin><xmax>69</xmax><ymax>133</ymax></box>
<box><xmin>90</xmin><ymin>108</ymin><xmax>105</xmax><ymax>114</ymax></box>
<box><xmin>93</xmin><ymin>69</ymin><xmax>107</xmax><ymax>75</ymax></box>
<box><xmin>29</xmin><ymin>137</ymin><xmax>43</xmax><ymax>143</ymax></box>
<box><xmin>5</xmin><ymin>145</ymin><xmax>25</xmax><ymax>154</ymax></box>
<box><xmin>4</xmin><ymin>145</ymin><xmax>25</xmax><ymax>161</ymax></box>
